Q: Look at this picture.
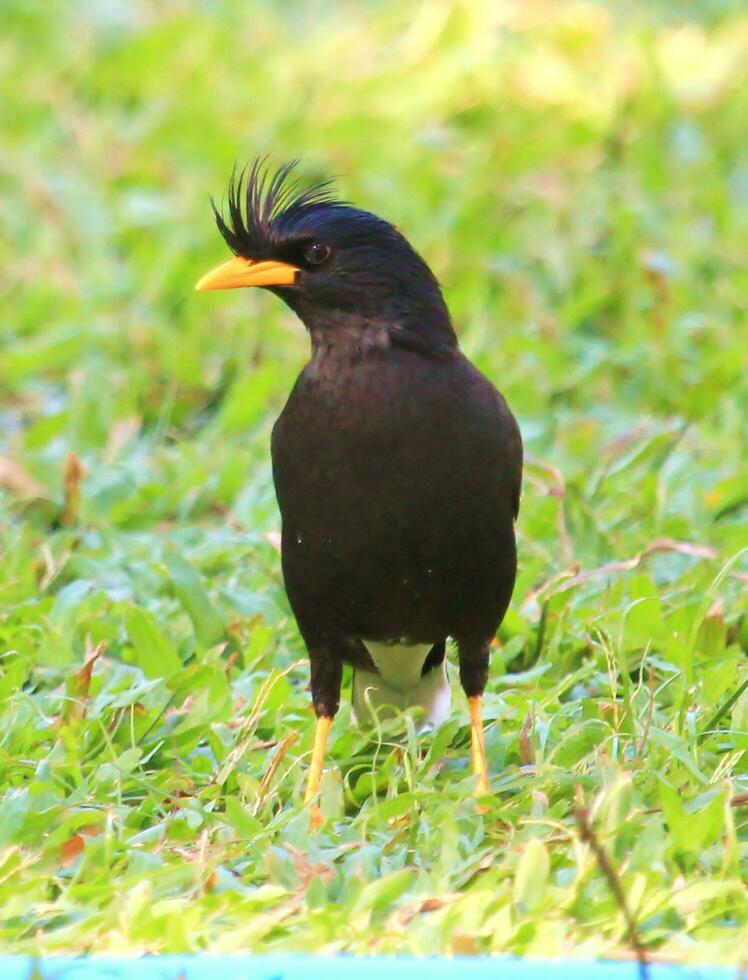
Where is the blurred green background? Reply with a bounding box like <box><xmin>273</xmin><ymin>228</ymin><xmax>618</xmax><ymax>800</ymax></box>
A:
<box><xmin>1</xmin><ymin>0</ymin><xmax>747</xmax><ymax>961</ymax></box>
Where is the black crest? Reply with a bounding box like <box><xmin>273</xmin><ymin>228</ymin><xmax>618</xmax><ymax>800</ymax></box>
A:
<box><xmin>212</xmin><ymin>158</ymin><xmax>344</xmax><ymax>257</ymax></box>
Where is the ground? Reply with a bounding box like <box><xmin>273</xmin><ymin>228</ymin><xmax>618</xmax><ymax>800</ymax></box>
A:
<box><xmin>1</xmin><ymin>0</ymin><xmax>747</xmax><ymax>963</ymax></box>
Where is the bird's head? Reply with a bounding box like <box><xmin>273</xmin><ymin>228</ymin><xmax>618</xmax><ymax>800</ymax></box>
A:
<box><xmin>196</xmin><ymin>160</ymin><xmax>456</xmax><ymax>354</ymax></box>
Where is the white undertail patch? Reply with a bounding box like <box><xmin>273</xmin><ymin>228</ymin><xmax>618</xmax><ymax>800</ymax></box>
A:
<box><xmin>352</xmin><ymin>641</ymin><xmax>451</xmax><ymax>730</ymax></box>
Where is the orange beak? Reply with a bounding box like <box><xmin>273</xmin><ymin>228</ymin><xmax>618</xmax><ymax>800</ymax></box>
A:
<box><xmin>195</xmin><ymin>256</ymin><xmax>299</xmax><ymax>291</ymax></box>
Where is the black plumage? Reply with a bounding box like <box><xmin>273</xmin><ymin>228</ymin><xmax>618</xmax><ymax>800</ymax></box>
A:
<box><xmin>197</xmin><ymin>160</ymin><xmax>522</xmax><ymax>815</ymax></box>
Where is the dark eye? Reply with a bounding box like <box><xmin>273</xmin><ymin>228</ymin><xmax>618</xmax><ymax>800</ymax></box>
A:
<box><xmin>303</xmin><ymin>242</ymin><xmax>332</xmax><ymax>267</ymax></box>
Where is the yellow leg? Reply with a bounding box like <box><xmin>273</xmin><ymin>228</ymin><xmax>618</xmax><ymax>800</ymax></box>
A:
<box><xmin>468</xmin><ymin>695</ymin><xmax>490</xmax><ymax>799</ymax></box>
<box><xmin>304</xmin><ymin>714</ymin><xmax>332</xmax><ymax>826</ymax></box>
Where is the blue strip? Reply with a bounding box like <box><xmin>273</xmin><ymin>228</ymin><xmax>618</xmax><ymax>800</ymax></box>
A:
<box><xmin>0</xmin><ymin>955</ymin><xmax>733</xmax><ymax>979</ymax></box>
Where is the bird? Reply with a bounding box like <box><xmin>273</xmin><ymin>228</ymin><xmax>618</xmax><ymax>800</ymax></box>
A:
<box><xmin>196</xmin><ymin>160</ymin><xmax>522</xmax><ymax>821</ymax></box>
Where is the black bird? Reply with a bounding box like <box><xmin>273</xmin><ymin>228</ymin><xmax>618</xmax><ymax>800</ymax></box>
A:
<box><xmin>196</xmin><ymin>160</ymin><xmax>522</xmax><ymax>819</ymax></box>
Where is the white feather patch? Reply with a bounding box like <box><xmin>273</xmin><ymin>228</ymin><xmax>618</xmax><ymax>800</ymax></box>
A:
<box><xmin>352</xmin><ymin>641</ymin><xmax>451</xmax><ymax>730</ymax></box>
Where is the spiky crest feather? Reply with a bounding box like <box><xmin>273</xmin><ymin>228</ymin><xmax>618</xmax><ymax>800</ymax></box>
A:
<box><xmin>211</xmin><ymin>158</ymin><xmax>344</xmax><ymax>257</ymax></box>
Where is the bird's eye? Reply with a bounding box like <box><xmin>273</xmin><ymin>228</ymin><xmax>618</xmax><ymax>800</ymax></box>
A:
<box><xmin>303</xmin><ymin>242</ymin><xmax>332</xmax><ymax>267</ymax></box>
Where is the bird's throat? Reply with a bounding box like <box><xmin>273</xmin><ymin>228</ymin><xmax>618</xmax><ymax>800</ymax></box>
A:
<box><xmin>309</xmin><ymin>318</ymin><xmax>392</xmax><ymax>362</ymax></box>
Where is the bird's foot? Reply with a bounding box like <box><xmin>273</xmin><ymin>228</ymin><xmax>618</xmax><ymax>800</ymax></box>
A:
<box><xmin>304</xmin><ymin>714</ymin><xmax>332</xmax><ymax>831</ymax></box>
<box><xmin>468</xmin><ymin>695</ymin><xmax>491</xmax><ymax>812</ymax></box>
<box><xmin>473</xmin><ymin>772</ymin><xmax>491</xmax><ymax>814</ymax></box>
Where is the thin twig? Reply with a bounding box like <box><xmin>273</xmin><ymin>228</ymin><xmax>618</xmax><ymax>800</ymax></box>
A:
<box><xmin>643</xmin><ymin>789</ymin><xmax>748</xmax><ymax>816</ymax></box>
<box><xmin>574</xmin><ymin>787</ymin><xmax>649</xmax><ymax>980</ymax></box>
<box><xmin>523</xmin><ymin>456</ymin><xmax>572</xmax><ymax>564</ymax></box>
<box><xmin>522</xmin><ymin>538</ymin><xmax>718</xmax><ymax>613</ymax></box>
<box><xmin>254</xmin><ymin>731</ymin><xmax>300</xmax><ymax>812</ymax></box>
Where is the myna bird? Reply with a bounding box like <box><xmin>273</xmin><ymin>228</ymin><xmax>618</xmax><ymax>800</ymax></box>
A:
<box><xmin>196</xmin><ymin>160</ymin><xmax>522</xmax><ymax>818</ymax></box>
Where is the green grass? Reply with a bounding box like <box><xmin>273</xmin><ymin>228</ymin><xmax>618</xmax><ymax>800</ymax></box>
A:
<box><xmin>1</xmin><ymin>0</ymin><xmax>748</xmax><ymax>963</ymax></box>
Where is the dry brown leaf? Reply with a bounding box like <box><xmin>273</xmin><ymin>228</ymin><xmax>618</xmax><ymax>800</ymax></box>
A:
<box><xmin>284</xmin><ymin>843</ymin><xmax>335</xmax><ymax>887</ymax></box>
<box><xmin>0</xmin><ymin>455</ymin><xmax>46</xmax><ymax>498</ymax></box>
<box><xmin>64</xmin><ymin>640</ymin><xmax>106</xmax><ymax>722</ymax></box>
<box><xmin>60</xmin><ymin>835</ymin><xmax>85</xmax><ymax>867</ymax></box>
<box><xmin>451</xmin><ymin>933</ymin><xmax>478</xmax><ymax>955</ymax></box>
<box><xmin>399</xmin><ymin>896</ymin><xmax>450</xmax><ymax>925</ymax></box>
<box><xmin>62</xmin><ymin>452</ymin><xmax>85</xmax><ymax>525</ymax></box>
<box><xmin>74</xmin><ymin>640</ymin><xmax>105</xmax><ymax>701</ymax></box>
<box><xmin>59</xmin><ymin>825</ymin><xmax>101</xmax><ymax>868</ymax></box>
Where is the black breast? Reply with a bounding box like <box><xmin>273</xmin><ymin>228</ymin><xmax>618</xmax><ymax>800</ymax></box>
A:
<box><xmin>271</xmin><ymin>345</ymin><xmax>522</xmax><ymax>649</ymax></box>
